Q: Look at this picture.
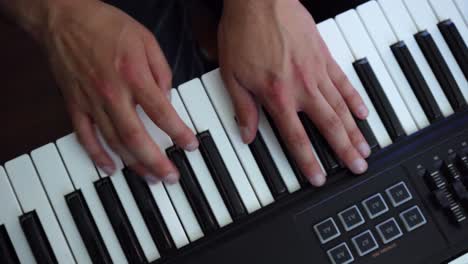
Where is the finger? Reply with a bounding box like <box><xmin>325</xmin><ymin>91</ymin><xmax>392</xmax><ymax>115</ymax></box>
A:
<box><xmin>264</xmin><ymin>94</ymin><xmax>325</xmax><ymax>186</ymax></box>
<box><xmin>301</xmin><ymin>84</ymin><xmax>368</xmax><ymax>175</ymax></box>
<box><xmin>327</xmin><ymin>60</ymin><xmax>368</xmax><ymax>119</ymax></box>
<box><xmin>222</xmin><ymin>73</ymin><xmax>259</xmax><ymax>143</ymax></box>
<box><xmin>143</xmin><ymin>33</ymin><xmax>172</xmax><ymax>98</ymax></box>
<box><xmin>104</xmin><ymin>97</ymin><xmax>179</xmax><ymax>184</ymax></box>
<box><xmin>130</xmin><ymin>163</ymin><xmax>159</xmax><ymax>185</ymax></box>
<box><xmin>70</xmin><ymin>108</ymin><xmax>115</xmax><ymax>175</ymax></box>
<box><xmin>134</xmin><ymin>75</ymin><xmax>199</xmax><ymax>152</ymax></box>
<box><xmin>318</xmin><ymin>77</ymin><xmax>371</xmax><ymax>158</ymax></box>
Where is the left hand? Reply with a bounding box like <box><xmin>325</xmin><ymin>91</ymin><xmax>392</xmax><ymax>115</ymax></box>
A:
<box><xmin>218</xmin><ymin>0</ymin><xmax>371</xmax><ymax>186</ymax></box>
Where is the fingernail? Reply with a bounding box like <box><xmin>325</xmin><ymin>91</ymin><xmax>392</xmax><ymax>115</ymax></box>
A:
<box><xmin>184</xmin><ymin>140</ymin><xmax>199</xmax><ymax>152</ymax></box>
<box><xmin>357</xmin><ymin>104</ymin><xmax>368</xmax><ymax>118</ymax></box>
<box><xmin>166</xmin><ymin>91</ymin><xmax>172</xmax><ymax>102</ymax></box>
<box><xmin>100</xmin><ymin>165</ymin><xmax>115</xmax><ymax>176</ymax></box>
<box><xmin>358</xmin><ymin>142</ymin><xmax>371</xmax><ymax>158</ymax></box>
<box><xmin>308</xmin><ymin>173</ymin><xmax>326</xmax><ymax>187</ymax></box>
<box><xmin>163</xmin><ymin>172</ymin><xmax>179</xmax><ymax>184</ymax></box>
<box><xmin>350</xmin><ymin>158</ymin><xmax>368</xmax><ymax>174</ymax></box>
<box><xmin>240</xmin><ymin>126</ymin><xmax>250</xmax><ymax>143</ymax></box>
<box><xmin>143</xmin><ymin>174</ymin><xmax>160</xmax><ymax>185</ymax></box>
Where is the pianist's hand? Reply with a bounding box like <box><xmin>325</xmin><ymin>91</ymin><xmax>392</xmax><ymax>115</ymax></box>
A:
<box><xmin>40</xmin><ymin>1</ymin><xmax>198</xmax><ymax>183</ymax></box>
<box><xmin>219</xmin><ymin>0</ymin><xmax>371</xmax><ymax>186</ymax></box>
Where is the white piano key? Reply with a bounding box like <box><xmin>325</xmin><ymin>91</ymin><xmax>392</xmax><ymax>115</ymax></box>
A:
<box><xmin>429</xmin><ymin>0</ymin><xmax>468</xmax><ymax>45</ymax></box>
<box><xmin>378</xmin><ymin>0</ymin><xmax>455</xmax><ymax>117</ymax></box>
<box><xmin>179</xmin><ymin>78</ymin><xmax>262</xmax><ymax>214</ymax></box>
<box><xmin>171</xmin><ymin>89</ymin><xmax>233</xmax><ymax>227</ymax></box>
<box><xmin>137</xmin><ymin>105</ymin><xmax>202</xmax><ymax>243</ymax></box>
<box><xmin>202</xmin><ymin>69</ymin><xmax>303</xmax><ymax>193</ymax></box>
<box><xmin>453</xmin><ymin>0</ymin><xmax>468</xmax><ymax>26</ymax></box>
<box><xmin>0</xmin><ymin>166</ymin><xmax>36</xmax><ymax>264</ymax></box>
<box><xmin>96</xmin><ymin>129</ymin><xmax>125</xmax><ymax>176</ymax></box>
<box><xmin>404</xmin><ymin>0</ymin><xmax>468</xmax><ymax>102</ymax></box>
<box><xmin>56</xmin><ymin>134</ymin><xmax>128</xmax><ymax>263</ymax></box>
<box><xmin>336</xmin><ymin>9</ymin><xmax>419</xmax><ymax>136</ymax></box>
<box><xmin>31</xmin><ymin>144</ymin><xmax>92</xmax><ymax>264</ymax></box>
<box><xmin>317</xmin><ymin>19</ymin><xmax>393</xmax><ymax>148</ymax></box>
<box><xmin>201</xmin><ymin>70</ymin><xmax>275</xmax><ymax>205</ymax></box>
<box><xmin>449</xmin><ymin>252</ymin><xmax>468</xmax><ymax>264</ymax></box>
<box><xmin>257</xmin><ymin>109</ymin><xmax>301</xmax><ymax>193</ymax></box>
<box><xmin>96</xmin><ymin>168</ymin><xmax>161</xmax><ymax>262</ymax></box>
<box><xmin>4</xmin><ymin>155</ymin><xmax>75</xmax><ymax>263</ymax></box>
<box><xmin>357</xmin><ymin>1</ymin><xmax>430</xmax><ymax>129</ymax></box>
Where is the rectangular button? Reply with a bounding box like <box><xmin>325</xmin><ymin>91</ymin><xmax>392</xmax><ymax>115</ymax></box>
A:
<box><xmin>166</xmin><ymin>146</ymin><xmax>219</xmax><ymax>235</ymax></box>
<box><xmin>5</xmin><ymin>155</ymin><xmax>75</xmax><ymax>263</ymax></box>
<box><xmin>202</xmin><ymin>70</ymin><xmax>275</xmax><ymax>206</ymax></box>
<box><xmin>327</xmin><ymin>242</ymin><xmax>354</xmax><ymax>264</ymax></box>
<box><xmin>122</xmin><ymin>168</ymin><xmax>176</xmax><ymax>256</ymax></box>
<box><xmin>438</xmin><ymin>20</ymin><xmax>468</xmax><ymax>79</ymax></box>
<box><xmin>400</xmin><ymin>205</ymin><xmax>427</xmax><ymax>232</ymax></box>
<box><xmin>357</xmin><ymin>1</ymin><xmax>430</xmax><ymax>129</ymax></box>
<box><xmin>20</xmin><ymin>211</ymin><xmax>58</xmax><ymax>264</ymax></box>
<box><xmin>336</xmin><ymin>9</ymin><xmax>418</xmax><ymax>136</ymax></box>
<box><xmin>0</xmin><ymin>166</ymin><xmax>35</xmax><ymax>264</ymax></box>
<box><xmin>95</xmin><ymin>177</ymin><xmax>146</xmax><ymax>263</ymax></box>
<box><xmin>353</xmin><ymin>59</ymin><xmax>406</xmax><ymax>140</ymax></box>
<box><xmin>170</xmin><ymin>89</ymin><xmax>233</xmax><ymax>228</ymax></box>
<box><xmin>197</xmin><ymin>131</ymin><xmax>247</xmax><ymax>220</ymax></box>
<box><xmin>351</xmin><ymin>230</ymin><xmax>379</xmax><ymax>256</ymax></box>
<box><xmin>404</xmin><ymin>0</ymin><xmax>468</xmax><ymax>105</ymax></box>
<box><xmin>376</xmin><ymin>218</ymin><xmax>403</xmax><ymax>244</ymax></box>
<box><xmin>385</xmin><ymin>182</ymin><xmax>413</xmax><ymax>207</ymax></box>
<box><xmin>379</xmin><ymin>0</ymin><xmax>455</xmax><ymax>118</ymax></box>
<box><xmin>179</xmin><ymin>79</ymin><xmax>261</xmax><ymax>213</ymax></box>
<box><xmin>313</xmin><ymin>217</ymin><xmax>341</xmax><ymax>244</ymax></box>
<box><xmin>249</xmin><ymin>131</ymin><xmax>288</xmax><ymax>199</ymax></box>
<box><xmin>338</xmin><ymin>205</ymin><xmax>365</xmax><ymax>231</ymax></box>
<box><xmin>66</xmin><ymin>191</ymin><xmax>112</xmax><ymax>264</ymax></box>
<box><xmin>0</xmin><ymin>225</ymin><xmax>20</xmax><ymax>264</ymax></box>
<box><xmin>317</xmin><ymin>19</ymin><xmax>392</xmax><ymax>148</ymax></box>
<box><xmin>362</xmin><ymin>193</ymin><xmax>389</xmax><ymax>219</ymax></box>
<box><xmin>391</xmin><ymin>41</ymin><xmax>443</xmax><ymax>122</ymax></box>
<box><xmin>415</xmin><ymin>31</ymin><xmax>467</xmax><ymax>111</ymax></box>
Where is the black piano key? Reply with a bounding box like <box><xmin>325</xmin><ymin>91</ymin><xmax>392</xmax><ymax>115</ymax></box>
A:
<box><xmin>197</xmin><ymin>131</ymin><xmax>247</xmax><ymax>220</ymax></box>
<box><xmin>353</xmin><ymin>58</ymin><xmax>406</xmax><ymax>141</ymax></box>
<box><xmin>438</xmin><ymin>19</ymin><xmax>468</xmax><ymax>79</ymax></box>
<box><xmin>66</xmin><ymin>190</ymin><xmax>112</xmax><ymax>264</ymax></box>
<box><xmin>95</xmin><ymin>177</ymin><xmax>146</xmax><ymax>263</ymax></box>
<box><xmin>19</xmin><ymin>211</ymin><xmax>58</xmax><ymax>264</ymax></box>
<box><xmin>248</xmin><ymin>131</ymin><xmax>288</xmax><ymax>199</ymax></box>
<box><xmin>415</xmin><ymin>30</ymin><xmax>467</xmax><ymax>111</ymax></box>
<box><xmin>355</xmin><ymin>118</ymin><xmax>380</xmax><ymax>153</ymax></box>
<box><xmin>0</xmin><ymin>225</ymin><xmax>20</xmax><ymax>264</ymax></box>
<box><xmin>123</xmin><ymin>168</ymin><xmax>176</xmax><ymax>256</ymax></box>
<box><xmin>166</xmin><ymin>146</ymin><xmax>219</xmax><ymax>234</ymax></box>
<box><xmin>299</xmin><ymin>113</ymin><xmax>341</xmax><ymax>173</ymax></box>
<box><xmin>264</xmin><ymin>111</ymin><xmax>309</xmax><ymax>187</ymax></box>
<box><xmin>391</xmin><ymin>41</ymin><xmax>443</xmax><ymax>123</ymax></box>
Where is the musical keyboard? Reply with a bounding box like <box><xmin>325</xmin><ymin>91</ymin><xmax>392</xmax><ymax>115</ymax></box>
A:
<box><xmin>0</xmin><ymin>0</ymin><xmax>467</xmax><ymax>263</ymax></box>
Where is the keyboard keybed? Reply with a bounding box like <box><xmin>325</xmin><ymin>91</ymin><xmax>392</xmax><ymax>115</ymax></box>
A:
<box><xmin>0</xmin><ymin>0</ymin><xmax>467</xmax><ymax>263</ymax></box>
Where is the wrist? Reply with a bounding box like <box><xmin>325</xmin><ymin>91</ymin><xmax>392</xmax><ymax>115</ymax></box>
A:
<box><xmin>2</xmin><ymin>0</ymin><xmax>97</xmax><ymax>42</ymax></box>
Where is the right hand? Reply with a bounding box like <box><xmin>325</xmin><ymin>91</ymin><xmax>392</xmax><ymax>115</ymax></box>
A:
<box><xmin>41</xmin><ymin>1</ymin><xmax>198</xmax><ymax>183</ymax></box>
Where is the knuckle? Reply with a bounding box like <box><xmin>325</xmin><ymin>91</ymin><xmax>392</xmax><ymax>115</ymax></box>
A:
<box><xmin>264</xmin><ymin>80</ymin><xmax>288</xmax><ymax>109</ymax></box>
<box><xmin>322</xmin><ymin>114</ymin><xmax>342</xmax><ymax>135</ymax></box>
<box><xmin>289</xmin><ymin>130</ymin><xmax>309</xmax><ymax>148</ymax></box>
<box><xmin>116</xmin><ymin>54</ymin><xmax>146</xmax><ymax>90</ymax></box>
<box><xmin>332</xmin><ymin>98</ymin><xmax>349</xmax><ymax>118</ymax></box>
<box><xmin>157</xmin><ymin>70</ymin><xmax>173</xmax><ymax>90</ymax></box>
<box><xmin>90</xmin><ymin>75</ymin><xmax>119</xmax><ymax>104</ymax></box>
<box><xmin>334</xmin><ymin>70</ymin><xmax>350</xmax><ymax>89</ymax></box>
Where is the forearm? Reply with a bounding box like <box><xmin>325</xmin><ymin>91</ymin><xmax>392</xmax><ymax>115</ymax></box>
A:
<box><xmin>0</xmin><ymin>0</ymin><xmax>93</xmax><ymax>40</ymax></box>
